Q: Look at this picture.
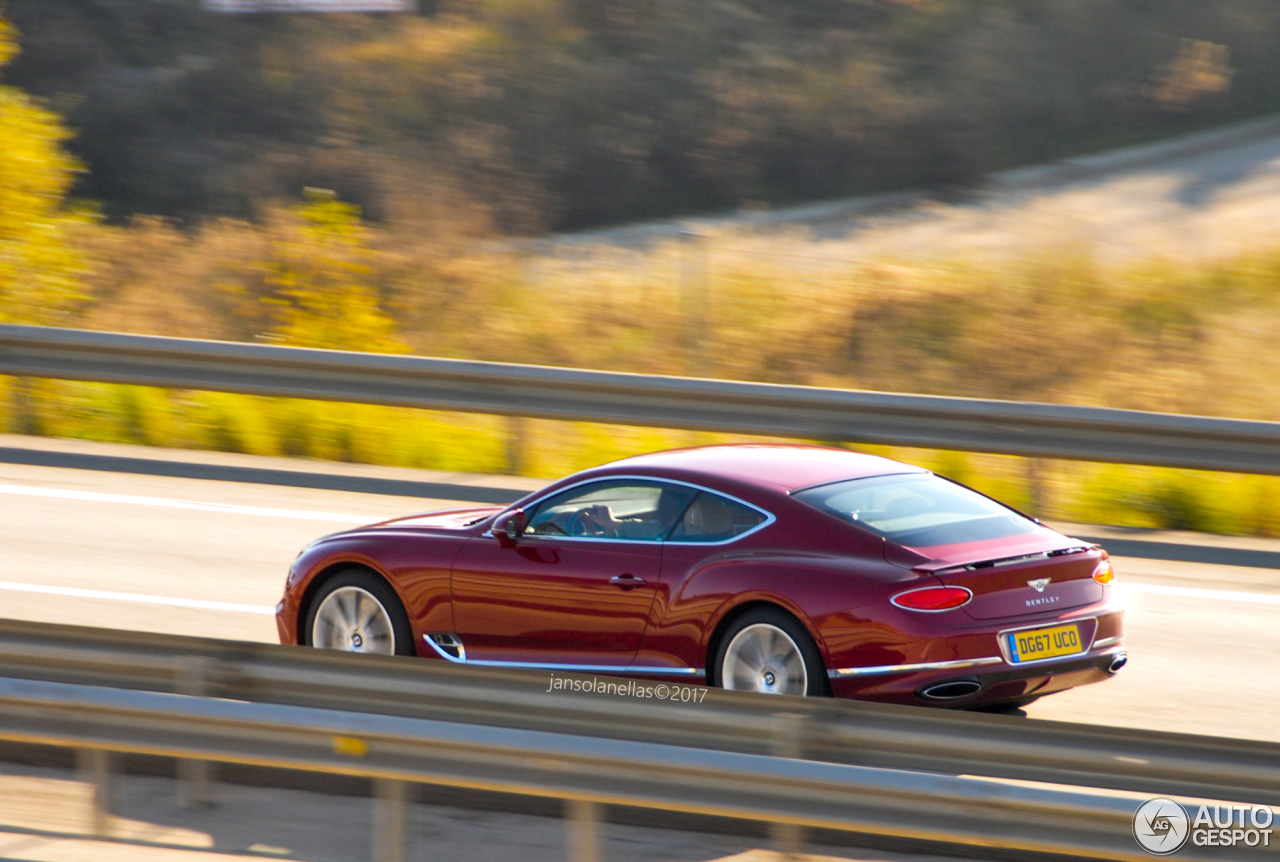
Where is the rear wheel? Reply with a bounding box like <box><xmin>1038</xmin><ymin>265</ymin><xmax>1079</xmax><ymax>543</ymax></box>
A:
<box><xmin>305</xmin><ymin>569</ymin><xmax>414</xmax><ymax>657</ymax></box>
<box><xmin>714</xmin><ymin>608</ymin><xmax>828</xmax><ymax>697</ymax></box>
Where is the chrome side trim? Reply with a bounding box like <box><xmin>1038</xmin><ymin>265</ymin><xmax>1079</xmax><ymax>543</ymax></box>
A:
<box><xmin>494</xmin><ymin>474</ymin><xmax>777</xmax><ymax>547</ymax></box>
<box><xmin>470</xmin><ymin>660</ymin><xmax>700</xmax><ymax>674</ymax></box>
<box><xmin>828</xmin><ymin>657</ymin><xmax>1003</xmax><ymax>678</ymax></box>
<box><xmin>1092</xmin><ymin>635</ymin><xmax>1124</xmax><ymax>649</ymax></box>
<box><xmin>421</xmin><ymin>637</ymin><xmax>701</xmax><ymax>675</ymax></box>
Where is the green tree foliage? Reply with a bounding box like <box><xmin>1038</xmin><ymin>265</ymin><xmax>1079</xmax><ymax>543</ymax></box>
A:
<box><xmin>0</xmin><ymin>13</ymin><xmax>89</xmax><ymax>324</ymax></box>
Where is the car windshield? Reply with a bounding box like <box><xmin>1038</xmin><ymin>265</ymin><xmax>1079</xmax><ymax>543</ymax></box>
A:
<box><xmin>792</xmin><ymin>473</ymin><xmax>1040</xmax><ymax>548</ymax></box>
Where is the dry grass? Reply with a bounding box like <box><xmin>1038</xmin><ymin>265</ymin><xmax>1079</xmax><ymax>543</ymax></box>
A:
<box><xmin>7</xmin><ymin>216</ymin><xmax>1280</xmax><ymax>535</ymax></box>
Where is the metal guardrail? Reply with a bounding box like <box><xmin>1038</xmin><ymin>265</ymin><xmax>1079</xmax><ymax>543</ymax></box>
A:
<box><xmin>0</xmin><ymin>674</ymin><xmax>1252</xmax><ymax>862</ymax></box>
<box><xmin>0</xmin><ymin>619</ymin><xmax>1277</xmax><ymax>811</ymax></box>
<box><xmin>3</xmin><ymin>324</ymin><xmax>1280</xmax><ymax>473</ymax></box>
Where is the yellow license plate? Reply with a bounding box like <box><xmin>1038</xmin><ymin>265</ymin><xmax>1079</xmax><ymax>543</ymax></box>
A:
<box><xmin>1006</xmin><ymin>624</ymin><xmax>1083</xmax><ymax>663</ymax></box>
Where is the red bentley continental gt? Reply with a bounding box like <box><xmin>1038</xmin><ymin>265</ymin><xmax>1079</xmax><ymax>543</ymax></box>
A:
<box><xmin>277</xmin><ymin>445</ymin><xmax>1126</xmax><ymax>708</ymax></box>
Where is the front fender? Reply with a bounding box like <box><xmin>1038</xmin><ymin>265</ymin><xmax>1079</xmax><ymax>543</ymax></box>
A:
<box><xmin>280</xmin><ymin>531</ymin><xmax>465</xmax><ymax>650</ymax></box>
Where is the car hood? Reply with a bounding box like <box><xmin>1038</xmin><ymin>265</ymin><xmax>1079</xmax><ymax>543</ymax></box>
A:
<box><xmin>368</xmin><ymin>505</ymin><xmax>505</xmax><ymax>531</ymax></box>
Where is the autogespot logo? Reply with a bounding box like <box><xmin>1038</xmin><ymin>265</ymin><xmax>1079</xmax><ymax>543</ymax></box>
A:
<box><xmin>1134</xmin><ymin>797</ymin><xmax>1190</xmax><ymax>855</ymax></box>
<box><xmin>1134</xmin><ymin>798</ymin><xmax>1276</xmax><ymax>854</ymax></box>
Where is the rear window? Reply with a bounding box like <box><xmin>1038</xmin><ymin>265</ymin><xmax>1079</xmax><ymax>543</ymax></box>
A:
<box><xmin>792</xmin><ymin>473</ymin><xmax>1039</xmax><ymax>548</ymax></box>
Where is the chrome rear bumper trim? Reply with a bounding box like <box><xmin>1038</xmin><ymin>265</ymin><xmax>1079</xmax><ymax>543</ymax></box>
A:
<box><xmin>829</xmin><ymin>641</ymin><xmax>1128</xmax><ymax>679</ymax></box>
<box><xmin>828</xmin><ymin>657</ymin><xmax>1003</xmax><ymax>678</ymax></box>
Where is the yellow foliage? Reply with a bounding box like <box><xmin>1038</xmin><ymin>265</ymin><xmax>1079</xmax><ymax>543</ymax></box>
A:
<box><xmin>263</xmin><ymin>190</ymin><xmax>406</xmax><ymax>354</ymax></box>
<box><xmin>0</xmin><ymin>14</ymin><xmax>90</xmax><ymax>325</ymax></box>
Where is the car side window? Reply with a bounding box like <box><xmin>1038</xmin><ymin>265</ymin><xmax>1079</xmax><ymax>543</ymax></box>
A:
<box><xmin>524</xmin><ymin>480</ymin><xmax>696</xmax><ymax>541</ymax></box>
<box><xmin>667</xmin><ymin>491</ymin><xmax>767</xmax><ymax>543</ymax></box>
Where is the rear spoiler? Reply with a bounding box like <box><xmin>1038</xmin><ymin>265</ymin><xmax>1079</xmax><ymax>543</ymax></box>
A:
<box><xmin>913</xmin><ymin>543</ymin><xmax>1097</xmax><ymax>575</ymax></box>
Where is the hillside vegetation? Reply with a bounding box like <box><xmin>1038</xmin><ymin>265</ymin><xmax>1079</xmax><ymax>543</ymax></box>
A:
<box><xmin>3</xmin><ymin>0</ymin><xmax>1280</xmax><ymax>230</ymax></box>
<box><xmin>11</xmin><ymin>211</ymin><xmax>1280</xmax><ymax>536</ymax></box>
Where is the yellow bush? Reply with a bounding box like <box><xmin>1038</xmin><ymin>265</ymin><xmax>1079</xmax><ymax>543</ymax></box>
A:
<box><xmin>262</xmin><ymin>190</ymin><xmax>407</xmax><ymax>354</ymax></box>
<box><xmin>0</xmin><ymin>14</ymin><xmax>91</xmax><ymax>326</ymax></box>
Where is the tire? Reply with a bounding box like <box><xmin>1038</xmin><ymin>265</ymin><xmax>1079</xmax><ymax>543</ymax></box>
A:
<box><xmin>303</xmin><ymin>568</ymin><xmax>415</xmax><ymax>657</ymax></box>
<box><xmin>713</xmin><ymin>607</ymin><xmax>829</xmax><ymax>697</ymax></box>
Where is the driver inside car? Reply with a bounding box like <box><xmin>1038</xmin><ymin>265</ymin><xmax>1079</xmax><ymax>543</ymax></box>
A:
<box><xmin>572</xmin><ymin>487</ymin><xmax>690</xmax><ymax>539</ymax></box>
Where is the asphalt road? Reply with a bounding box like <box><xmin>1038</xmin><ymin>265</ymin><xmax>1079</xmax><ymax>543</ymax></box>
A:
<box><xmin>2</xmin><ymin>435</ymin><xmax>1277</xmax><ymax>744</ymax></box>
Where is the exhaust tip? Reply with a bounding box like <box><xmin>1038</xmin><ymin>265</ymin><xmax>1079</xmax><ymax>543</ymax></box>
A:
<box><xmin>919</xmin><ymin>679</ymin><xmax>983</xmax><ymax>701</ymax></box>
<box><xmin>1107</xmin><ymin>653</ymin><xmax>1128</xmax><ymax>675</ymax></box>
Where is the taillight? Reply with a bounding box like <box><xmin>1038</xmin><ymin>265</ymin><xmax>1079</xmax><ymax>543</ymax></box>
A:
<box><xmin>891</xmin><ymin>585</ymin><xmax>973</xmax><ymax>612</ymax></box>
<box><xmin>1093</xmin><ymin>559</ymin><xmax>1115</xmax><ymax>584</ymax></box>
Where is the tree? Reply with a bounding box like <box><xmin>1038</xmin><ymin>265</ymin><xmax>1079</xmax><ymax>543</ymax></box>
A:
<box><xmin>0</xmin><ymin>13</ymin><xmax>90</xmax><ymax>325</ymax></box>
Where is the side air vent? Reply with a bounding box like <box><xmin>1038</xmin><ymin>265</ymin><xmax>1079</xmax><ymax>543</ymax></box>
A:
<box><xmin>426</xmin><ymin>633</ymin><xmax>466</xmax><ymax>661</ymax></box>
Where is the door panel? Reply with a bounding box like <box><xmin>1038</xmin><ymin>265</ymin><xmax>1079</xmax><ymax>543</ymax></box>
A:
<box><xmin>450</xmin><ymin>537</ymin><xmax>662</xmax><ymax>666</ymax></box>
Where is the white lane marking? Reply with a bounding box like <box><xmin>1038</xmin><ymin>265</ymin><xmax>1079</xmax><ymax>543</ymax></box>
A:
<box><xmin>0</xmin><ymin>484</ymin><xmax>376</xmax><ymax>524</ymax></box>
<box><xmin>1123</xmin><ymin>582</ymin><xmax>1280</xmax><ymax>606</ymax></box>
<box><xmin>0</xmin><ymin>580</ymin><xmax>276</xmax><ymax>614</ymax></box>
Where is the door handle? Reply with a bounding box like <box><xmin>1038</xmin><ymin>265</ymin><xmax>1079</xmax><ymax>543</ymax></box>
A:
<box><xmin>610</xmin><ymin>574</ymin><xmax>646</xmax><ymax>588</ymax></box>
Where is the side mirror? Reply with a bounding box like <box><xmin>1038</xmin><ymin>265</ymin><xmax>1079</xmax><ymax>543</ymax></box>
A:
<box><xmin>492</xmin><ymin>508</ymin><xmax>526</xmax><ymax>543</ymax></box>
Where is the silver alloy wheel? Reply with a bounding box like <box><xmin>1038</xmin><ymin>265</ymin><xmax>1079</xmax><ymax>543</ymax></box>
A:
<box><xmin>311</xmin><ymin>586</ymin><xmax>396</xmax><ymax>655</ymax></box>
<box><xmin>720</xmin><ymin>623</ymin><xmax>809</xmax><ymax>695</ymax></box>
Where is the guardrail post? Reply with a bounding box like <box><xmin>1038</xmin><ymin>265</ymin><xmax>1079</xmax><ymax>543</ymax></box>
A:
<box><xmin>9</xmin><ymin>378</ymin><xmax>40</xmax><ymax>436</ymax></box>
<box><xmin>372</xmin><ymin>778</ymin><xmax>410</xmax><ymax>862</ymax></box>
<box><xmin>566</xmin><ymin>798</ymin><xmax>601</xmax><ymax>862</ymax></box>
<box><xmin>176</xmin><ymin>656</ymin><xmax>214</xmax><ymax>809</ymax></box>
<box><xmin>506</xmin><ymin>416</ymin><xmax>527</xmax><ymax>476</ymax></box>
<box><xmin>1026</xmin><ymin>458</ymin><xmax>1046</xmax><ymax>517</ymax></box>
<box><xmin>76</xmin><ymin>748</ymin><xmax>112</xmax><ymax>837</ymax></box>
<box><xmin>769</xmin><ymin>713</ymin><xmax>805</xmax><ymax>858</ymax></box>
<box><xmin>679</xmin><ymin>227</ymin><xmax>709</xmax><ymax>376</ymax></box>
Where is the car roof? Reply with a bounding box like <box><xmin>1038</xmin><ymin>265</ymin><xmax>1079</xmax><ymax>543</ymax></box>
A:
<box><xmin>600</xmin><ymin>444</ymin><xmax>923</xmax><ymax>493</ymax></box>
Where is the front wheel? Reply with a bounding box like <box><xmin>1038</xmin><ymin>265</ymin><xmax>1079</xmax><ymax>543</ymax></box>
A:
<box><xmin>714</xmin><ymin>608</ymin><xmax>829</xmax><ymax>697</ymax></box>
<box><xmin>304</xmin><ymin>569</ymin><xmax>415</xmax><ymax>657</ymax></box>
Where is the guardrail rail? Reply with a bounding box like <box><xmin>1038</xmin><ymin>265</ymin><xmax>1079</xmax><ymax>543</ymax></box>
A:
<box><xmin>0</xmin><ymin>674</ymin><xmax>1263</xmax><ymax>862</ymax></box>
<box><xmin>0</xmin><ymin>619</ymin><xmax>1277</xmax><ymax>810</ymax></box>
<box><xmin>3</xmin><ymin>324</ymin><xmax>1280</xmax><ymax>473</ymax></box>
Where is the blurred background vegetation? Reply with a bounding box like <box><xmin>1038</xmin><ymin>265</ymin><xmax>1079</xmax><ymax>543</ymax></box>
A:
<box><xmin>3</xmin><ymin>0</ymin><xmax>1278</xmax><ymax>230</ymax></box>
<box><xmin>2</xmin><ymin>1</ymin><xmax>1280</xmax><ymax>535</ymax></box>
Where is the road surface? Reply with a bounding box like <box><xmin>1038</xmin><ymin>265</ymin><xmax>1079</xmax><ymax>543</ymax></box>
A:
<box><xmin>543</xmin><ymin>113</ymin><xmax>1280</xmax><ymax>264</ymax></box>
<box><xmin>1</xmin><ymin>434</ymin><xmax>1276</xmax><ymax>743</ymax></box>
